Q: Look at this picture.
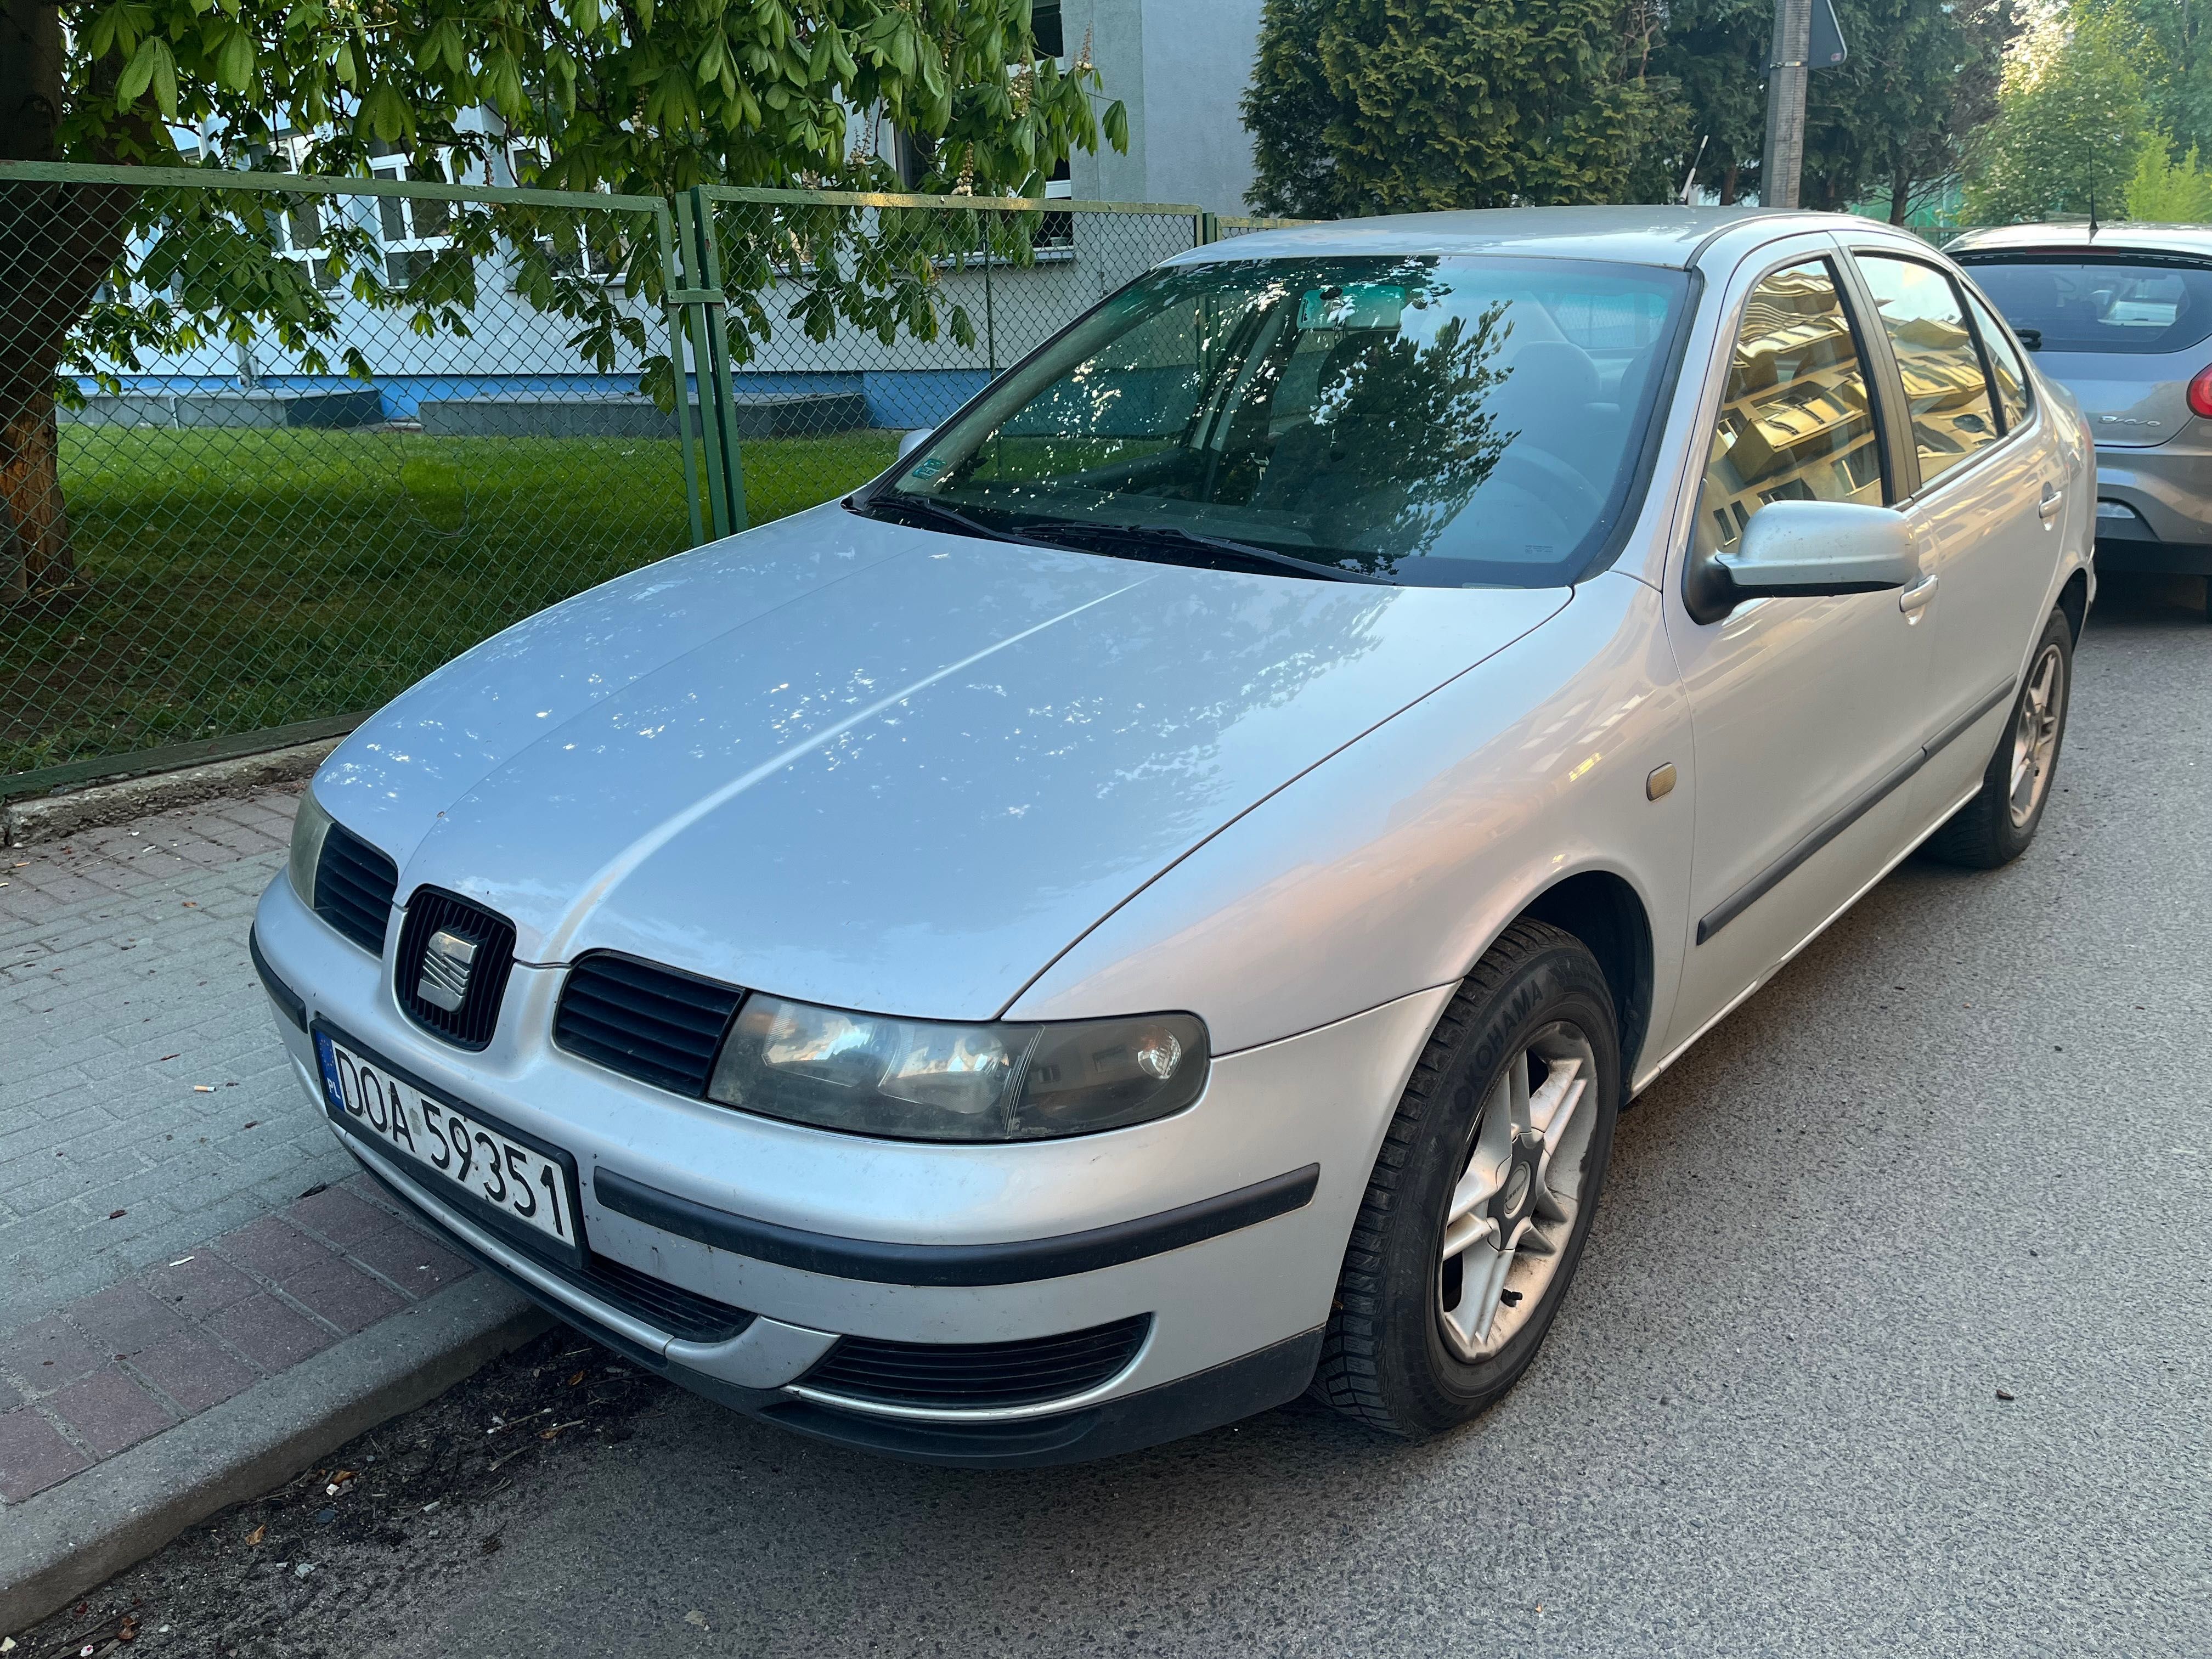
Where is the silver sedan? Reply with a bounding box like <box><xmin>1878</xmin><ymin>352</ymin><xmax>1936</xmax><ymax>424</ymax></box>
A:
<box><xmin>252</xmin><ymin>207</ymin><xmax>2094</xmax><ymax>1465</ymax></box>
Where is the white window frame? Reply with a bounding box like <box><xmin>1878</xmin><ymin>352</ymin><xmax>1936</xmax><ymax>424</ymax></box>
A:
<box><xmin>370</xmin><ymin>153</ymin><xmax>456</xmax><ymax>287</ymax></box>
<box><xmin>260</xmin><ymin>134</ymin><xmax>341</xmax><ymax>291</ymax></box>
<box><xmin>502</xmin><ymin>144</ymin><xmax>629</xmax><ymax>288</ymax></box>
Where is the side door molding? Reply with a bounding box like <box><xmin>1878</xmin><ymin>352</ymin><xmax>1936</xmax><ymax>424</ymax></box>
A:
<box><xmin>1697</xmin><ymin>672</ymin><xmax>2017</xmax><ymax>945</ymax></box>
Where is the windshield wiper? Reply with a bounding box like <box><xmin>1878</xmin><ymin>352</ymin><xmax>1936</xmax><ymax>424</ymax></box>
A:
<box><xmin>1015</xmin><ymin>520</ymin><xmax>1392</xmax><ymax>585</ymax></box>
<box><xmin>856</xmin><ymin>495</ymin><xmax>1391</xmax><ymax>584</ymax></box>
<box><xmin>850</xmin><ymin>493</ymin><xmax>1065</xmax><ymax>551</ymax></box>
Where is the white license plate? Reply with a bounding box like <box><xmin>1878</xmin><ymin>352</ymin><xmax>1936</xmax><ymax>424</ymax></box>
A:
<box><xmin>315</xmin><ymin>1028</ymin><xmax>580</xmax><ymax>1258</ymax></box>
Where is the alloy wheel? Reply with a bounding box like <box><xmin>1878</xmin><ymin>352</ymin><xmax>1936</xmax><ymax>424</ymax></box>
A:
<box><xmin>1435</xmin><ymin>1022</ymin><xmax>1598</xmax><ymax>1362</ymax></box>
<box><xmin>2007</xmin><ymin>641</ymin><xmax>2066</xmax><ymax>829</ymax></box>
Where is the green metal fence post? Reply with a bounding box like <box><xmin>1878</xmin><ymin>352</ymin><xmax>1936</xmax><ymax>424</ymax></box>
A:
<box><xmin>1199</xmin><ymin>212</ymin><xmax>1220</xmax><ymax>246</ymax></box>
<box><xmin>685</xmin><ymin>184</ymin><xmax>748</xmax><ymax>536</ymax></box>
<box><xmin>984</xmin><ymin>228</ymin><xmax>997</xmax><ymax>373</ymax></box>
<box><xmin>654</xmin><ymin>202</ymin><xmax>707</xmax><ymax>548</ymax></box>
<box><xmin>670</xmin><ymin>189</ymin><xmax>733</xmax><ymax>540</ymax></box>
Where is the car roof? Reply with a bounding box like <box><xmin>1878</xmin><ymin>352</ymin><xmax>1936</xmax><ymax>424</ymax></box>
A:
<box><xmin>1945</xmin><ymin>222</ymin><xmax>2212</xmax><ymax>258</ymax></box>
<box><xmin>1169</xmin><ymin>206</ymin><xmax>1898</xmax><ymax>271</ymax></box>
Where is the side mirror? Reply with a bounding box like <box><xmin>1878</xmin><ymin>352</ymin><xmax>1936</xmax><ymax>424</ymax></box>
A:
<box><xmin>1685</xmin><ymin>499</ymin><xmax>1921</xmax><ymax>624</ymax></box>
<box><xmin>896</xmin><ymin>427</ymin><xmax>934</xmax><ymax>460</ymax></box>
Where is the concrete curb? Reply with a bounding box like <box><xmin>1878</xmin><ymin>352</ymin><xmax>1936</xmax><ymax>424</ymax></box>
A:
<box><xmin>3</xmin><ymin>739</ymin><xmax>340</xmax><ymax>847</ymax></box>
<box><xmin>0</xmin><ymin>1275</ymin><xmax>549</xmax><ymax>1636</ymax></box>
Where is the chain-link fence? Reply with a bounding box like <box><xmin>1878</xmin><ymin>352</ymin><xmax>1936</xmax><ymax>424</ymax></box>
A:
<box><xmin>0</xmin><ymin>163</ymin><xmax>1213</xmax><ymax>795</ymax></box>
<box><xmin>1212</xmin><ymin>214</ymin><xmax>1310</xmax><ymax>240</ymax></box>
<box><xmin>675</xmin><ymin>187</ymin><xmax>1206</xmax><ymax>544</ymax></box>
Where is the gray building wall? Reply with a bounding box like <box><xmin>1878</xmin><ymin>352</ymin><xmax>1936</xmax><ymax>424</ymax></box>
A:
<box><xmin>1063</xmin><ymin>0</ymin><xmax>1266</xmax><ymax>216</ymax></box>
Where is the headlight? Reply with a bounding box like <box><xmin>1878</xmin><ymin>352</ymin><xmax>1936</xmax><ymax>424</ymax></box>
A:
<box><xmin>287</xmin><ymin>790</ymin><xmax>335</xmax><ymax>910</ymax></box>
<box><xmin>706</xmin><ymin>995</ymin><xmax>1209</xmax><ymax>1142</ymax></box>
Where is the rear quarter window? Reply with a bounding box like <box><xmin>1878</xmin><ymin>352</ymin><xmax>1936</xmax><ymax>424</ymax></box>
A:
<box><xmin>1955</xmin><ymin>255</ymin><xmax>2212</xmax><ymax>355</ymax></box>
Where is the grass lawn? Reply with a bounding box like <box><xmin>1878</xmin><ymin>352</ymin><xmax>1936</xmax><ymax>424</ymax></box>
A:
<box><xmin>3</xmin><ymin>422</ymin><xmax>896</xmax><ymax>778</ymax></box>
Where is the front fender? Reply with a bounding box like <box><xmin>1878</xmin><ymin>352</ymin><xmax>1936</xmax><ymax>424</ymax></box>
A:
<box><xmin>1003</xmin><ymin>571</ymin><xmax>1694</xmax><ymax>1065</ymax></box>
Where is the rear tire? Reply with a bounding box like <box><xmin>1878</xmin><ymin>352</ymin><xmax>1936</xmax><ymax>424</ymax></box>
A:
<box><xmin>1311</xmin><ymin>921</ymin><xmax>1620</xmax><ymax>1438</ymax></box>
<box><xmin>1922</xmin><ymin>607</ymin><xmax>2072</xmax><ymax>870</ymax></box>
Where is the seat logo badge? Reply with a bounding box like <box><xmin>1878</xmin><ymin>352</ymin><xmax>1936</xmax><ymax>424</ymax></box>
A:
<box><xmin>417</xmin><ymin>928</ymin><xmax>480</xmax><ymax>1013</ymax></box>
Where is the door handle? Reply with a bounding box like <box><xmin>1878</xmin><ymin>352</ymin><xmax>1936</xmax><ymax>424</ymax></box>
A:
<box><xmin>2039</xmin><ymin>487</ymin><xmax>2064</xmax><ymax>523</ymax></box>
<box><xmin>1899</xmin><ymin>573</ymin><xmax>1939</xmax><ymax>613</ymax></box>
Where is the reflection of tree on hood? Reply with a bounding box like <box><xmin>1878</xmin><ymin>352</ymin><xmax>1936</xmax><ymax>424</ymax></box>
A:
<box><xmin>1266</xmin><ymin>298</ymin><xmax>1516</xmax><ymax>577</ymax></box>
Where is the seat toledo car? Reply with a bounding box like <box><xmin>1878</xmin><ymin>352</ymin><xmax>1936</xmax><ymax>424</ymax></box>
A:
<box><xmin>253</xmin><ymin>207</ymin><xmax>2093</xmax><ymax>1466</ymax></box>
<box><xmin>1949</xmin><ymin>223</ymin><xmax>2212</xmax><ymax>616</ymax></box>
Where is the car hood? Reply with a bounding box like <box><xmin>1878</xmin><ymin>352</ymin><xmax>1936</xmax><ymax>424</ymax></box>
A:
<box><xmin>318</xmin><ymin>505</ymin><xmax>1571</xmax><ymax>1022</ymax></box>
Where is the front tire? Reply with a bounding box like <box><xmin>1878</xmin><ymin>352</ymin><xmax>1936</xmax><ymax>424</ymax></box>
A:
<box><xmin>1312</xmin><ymin>920</ymin><xmax>1620</xmax><ymax>1438</ymax></box>
<box><xmin>1922</xmin><ymin>606</ymin><xmax>2073</xmax><ymax>870</ymax></box>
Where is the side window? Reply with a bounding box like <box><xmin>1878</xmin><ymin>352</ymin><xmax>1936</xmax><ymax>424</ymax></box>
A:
<box><xmin>1856</xmin><ymin>254</ymin><xmax>2001</xmax><ymax>487</ymax></box>
<box><xmin>1965</xmin><ymin>289</ymin><xmax>2032</xmax><ymax>432</ymax></box>
<box><xmin>1694</xmin><ymin>259</ymin><xmax>1886</xmax><ymax>563</ymax></box>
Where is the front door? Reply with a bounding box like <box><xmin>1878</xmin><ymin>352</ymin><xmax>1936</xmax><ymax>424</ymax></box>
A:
<box><xmin>1850</xmin><ymin>249</ymin><xmax>2063</xmax><ymax>821</ymax></box>
<box><xmin>1659</xmin><ymin>249</ymin><xmax>1936</xmax><ymax>1056</ymax></box>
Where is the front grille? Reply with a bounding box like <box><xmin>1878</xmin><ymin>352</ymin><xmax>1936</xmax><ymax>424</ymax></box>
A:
<box><xmin>394</xmin><ymin>888</ymin><xmax>516</xmax><ymax>1049</ymax></box>
<box><xmin>803</xmin><ymin>1314</ymin><xmax>1152</xmax><ymax>1410</ymax></box>
<box><xmin>312</xmin><ymin>823</ymin><xmax>399</xmax><ymax>953</ymax></box>
<box><xmin>553</xmin><ymin>952</ymin><xmax>742</xmax><ymax>1096</ymax></box>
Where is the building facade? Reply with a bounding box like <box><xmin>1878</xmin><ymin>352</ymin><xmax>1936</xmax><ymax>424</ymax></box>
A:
<box><xmin>1055</xmin><ymin>0</ymin><xmax>1267</xmax><ymax>216</ymax></box>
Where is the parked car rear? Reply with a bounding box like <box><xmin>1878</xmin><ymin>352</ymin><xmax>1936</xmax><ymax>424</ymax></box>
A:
<box><xmin>1949</xmin><ymin>223</ymin><xmax>2212</xmax><ymax>617</ymax></box>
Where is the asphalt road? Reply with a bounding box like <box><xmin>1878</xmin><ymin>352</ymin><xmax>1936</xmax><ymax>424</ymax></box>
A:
<box><xmin>32</xmin><ymin>574</ymin><xmax>2212</xmax><ymax>1658</ymax></box>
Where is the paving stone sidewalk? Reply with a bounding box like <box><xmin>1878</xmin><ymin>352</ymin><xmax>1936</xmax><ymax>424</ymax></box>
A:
<box><xmin>0</xmin><ymin>787</ymin><xmax>487</xmax><ymax>1509</ymax></box>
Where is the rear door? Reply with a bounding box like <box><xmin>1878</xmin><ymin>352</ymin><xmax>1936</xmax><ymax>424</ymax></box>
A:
<box><xmin>1846</xmin><ymin>248</ymin><xmax>2057</xmax><ymax>823</ymax></box>
<box><xmin>1658</xmin><ymin>244</ymin><xmax>1936</xmax><ymax>1056</ymax></box>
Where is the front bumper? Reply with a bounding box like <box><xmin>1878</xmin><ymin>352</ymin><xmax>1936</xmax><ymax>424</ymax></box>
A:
<box><xmin>252</xmin><ymin>872</ymin><xmax>1447</xmax><ymax>1465</ymax></box>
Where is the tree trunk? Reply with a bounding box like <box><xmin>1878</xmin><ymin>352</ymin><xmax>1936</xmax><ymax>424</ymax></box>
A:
<box><xmin>1720</xmin><ymin>162</ymin><xmax>1739</xmax><ymax>206</ymax></box>
<box><xmin>0</xmin><ymin>386</ymin><xmax>71</xmax><ymax>603</ymax></box>
<box><xmin>1889</xmin><ymin>159</ymin><xmax>1912</xmax><ymax>225</ymax></box>
<box><xmin>1</xmin><ymin>0</ymin><xmax>139</xmax><ymax>606</ymax></box>
<box><xmin>0</xmin><ymin>180</ymin><xmax>137</xmax><ymax>606</ymax></box>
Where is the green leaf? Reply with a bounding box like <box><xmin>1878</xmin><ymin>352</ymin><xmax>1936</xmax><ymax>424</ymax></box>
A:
<box><xmin>361</xmin><ymin>80</ymin><xmax>409</xmax><ymax>142</ymax></box>
<box><xmin>213</xmin><ymin>23</ymin><xmax>257</xmax><ymax>91</ymax></box>
<box><xmin>416</xmin><ymin>18</ymin><xmax>465</xmax><ymax>74</ymax></box>
<box><xmin>1101</xmin><ymin>98</ymin><xmax>1128</xmax><ymax>153</ymax></box>
<box><xmin>148</xmin><ymin>37</ymin><xmax>179</xmax><ymax>115</ymax></box>
<box><xmin>116</xmin><ymin>35</ymin><xmax>161</xmax><ymax>104</ymax></box>
<box><xmin>695</xmin><ymin>32</ymin><xmax>727</xmax><ymax>86</ymax></box>
<box><xmin>86</xmin><ymin>7</ymin><xmax>121</xmax><ymax>60</ymax></box>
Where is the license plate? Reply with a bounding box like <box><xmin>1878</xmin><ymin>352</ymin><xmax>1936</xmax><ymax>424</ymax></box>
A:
<box><xmin>313</xmin><ymin>1024</ymin><xmax>583</xmax><ymax>1265</ymax></box>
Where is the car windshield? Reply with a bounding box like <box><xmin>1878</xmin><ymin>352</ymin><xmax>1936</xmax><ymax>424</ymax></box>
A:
<box><xmin>873</xmin><ymin>255</ymin><xmax>1691</xmax><ymax>586</ymax></box>
<box><xmin>1956</xmin><ymin>254</ymin><xmax>2212</xmax><ymax>355</ymax></box>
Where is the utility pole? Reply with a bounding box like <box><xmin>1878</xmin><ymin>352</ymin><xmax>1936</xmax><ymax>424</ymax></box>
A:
<box><xmin>1760</xmin><ymin>0</ymin><xmax>1814</xmax><ymax>208</ymax></box>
